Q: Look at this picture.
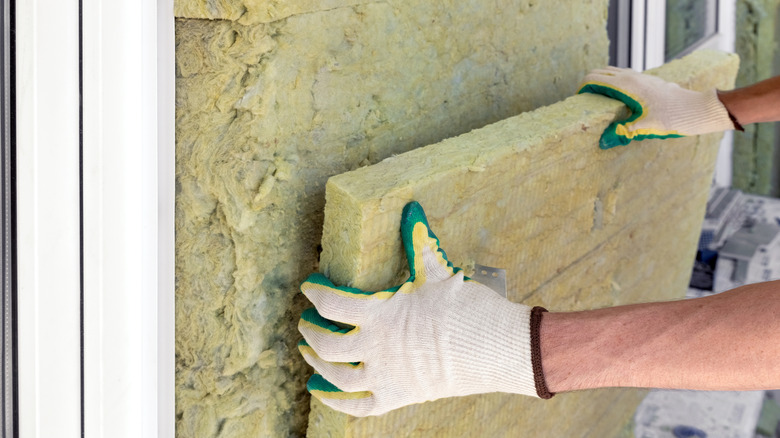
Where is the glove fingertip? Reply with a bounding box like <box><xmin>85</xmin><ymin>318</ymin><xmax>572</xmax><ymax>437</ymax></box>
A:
<box><xmin>599</xmin><ymin>135</ymin><xmax>621</xmax><ymax>149</ymax></box>
<box><xmin>307</xmin><ymin>373</ymin><xmax>344</xmax><ymax>394</ymax></box>
<box><xmin>599</xmin><ymin>122</ymin><xmax>632</xmax><ymax>149</ymax></box>
<box><xmin>298</xmin><ymin>339</ymin><xmax>316</xmax><ymax>362</ymax></box>
<box><xmin>308</xmin><ymin>374</ymin><xmax>375</xmax><ymax>417</ymax></box>
<box><xmin>300</xmin><ymin>308</ymin><xmax>353</xmax><ymax>334</ymax></box>
<box><xmin>400</xmin><ymin>201</ymin><xmax>428</xmax><ymax>231</ymax></box>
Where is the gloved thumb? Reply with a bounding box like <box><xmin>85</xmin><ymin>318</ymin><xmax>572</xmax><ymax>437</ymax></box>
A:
<box><xmin>399</xmin><ymin>201</ymin><xmax>459</xmax><ymax>284</ymax></box>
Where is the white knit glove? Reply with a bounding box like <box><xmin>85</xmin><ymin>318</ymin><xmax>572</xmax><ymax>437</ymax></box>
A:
<box><xmin>578</xmin><ymin>66</ymin><xmax>737</xmax><ymax>149</ymax></box>
<box><xmin>298</xmin><ymin>202</ymin><xmax>551</xmax><ymax>417</ymax></box>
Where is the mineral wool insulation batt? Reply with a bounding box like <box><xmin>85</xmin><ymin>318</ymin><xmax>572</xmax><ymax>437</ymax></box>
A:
<box><xmin>312</xmin><ymin>50</ymin><xmax>739</xmax><ymax>437</ymax></box>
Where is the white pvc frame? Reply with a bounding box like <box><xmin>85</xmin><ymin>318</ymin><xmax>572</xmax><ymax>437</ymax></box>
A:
<box><xmin>632</xmin><ymin>0</ymin><xmax>736</xmax><ymax>71</ymax></box>
<box><xmin>81</xmin><ymin>0</ymin><xmax>175</xmax><ymax>436</ymax></box>
<box><xmin>713</xmin><ymin>0</ymin><xmax>737</xmax><ymax>188</ymax></box>
<box><xmin>17</xmin><ymin>0</ymin><xmax>175</xmax><ymax>436</ymax></box>
<box><xmin>630</xmin><ymin>0</ymin><xmax>647</xmax><ymax>71</ymax></box>
<box><xmin>16</xmin><ymin>0</ymin><xmax>82</xmax><ymax>435</ymax></box>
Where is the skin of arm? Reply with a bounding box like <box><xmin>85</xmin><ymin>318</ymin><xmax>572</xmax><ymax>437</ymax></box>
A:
<box><xmin>718</xmin><ymin>75</ymin><xmax>780</xmax><ymax>126</ymax></box>
<box><xmin>540</xmin><ymin>279</ymin><xmax>780</xmax><ymax>393</ymax></box>
<box><xmin>536</xmin><ymin>77</ymin><xmax>780</xmax><ymax>395</ymax></box>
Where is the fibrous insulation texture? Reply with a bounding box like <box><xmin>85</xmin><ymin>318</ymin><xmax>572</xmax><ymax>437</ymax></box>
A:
<box><xmin>732</xmin><ymin>0</ymin><xmax>780</xmax><ymax>195</ymax></box>
<box><xmin>174</xmin><ymin>1</ymin><xmax>609</xmax><ymax>437</ymax></box>
<box><xmin>312</xmin><ymin>50</ymin><xmax>739</xmax><ymax>437</ymax></box>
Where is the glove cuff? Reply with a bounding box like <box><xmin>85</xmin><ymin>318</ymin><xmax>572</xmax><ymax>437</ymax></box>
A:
<box><xmin>530</xmin><ymin>306</ymin><xmax>554</xmax><ymax>399</ymax></box>
<box><xmin>446</xmin><ymin>295</ymin><xmax>552</xmax><ymax>400</ymax></box>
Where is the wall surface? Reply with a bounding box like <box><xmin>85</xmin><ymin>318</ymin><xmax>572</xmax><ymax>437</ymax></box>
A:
<box><xmin>312</xmin><ymin>50</ymin><xmax>739</xmax><ymax>438</ymax></box>
<box><xmin>732</xmin><ymin>0</ymin><xmax>780</xmax><ymax>195</ymax></box>
<box><xmin>174</xmin><ymin>1</ymin><xmax>611</xmax><ymax>436</ymax></box>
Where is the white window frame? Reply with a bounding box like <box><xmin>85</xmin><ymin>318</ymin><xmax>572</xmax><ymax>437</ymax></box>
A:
<box><xmin>16</xmin><ymin>0</ymin><xmax>175</xmax><ymax>436</ymax></box>
<box><xmin>16</xmin><ymin>0</ymin><xmax>81</xmax><ymax>435</ymax></box>
<box><xmin>626</xmin><ymin>0</ymin><xmax>736</xmax><ymax>71</ymax></box>
<box><xmin>642</xmin><ymin>0</ymin><xmax>736</xmax><ymax>70</ymax></box>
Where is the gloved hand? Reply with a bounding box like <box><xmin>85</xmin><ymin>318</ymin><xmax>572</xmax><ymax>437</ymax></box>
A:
<box><xmin>578</xmin><ymin>66</ymin><xmax>737</xmax><ymax>149</ymax></box>
<box><xmin>298</xmin><ymin>201</ymin><xmax>552</xmax><ymax>417</ymax></box>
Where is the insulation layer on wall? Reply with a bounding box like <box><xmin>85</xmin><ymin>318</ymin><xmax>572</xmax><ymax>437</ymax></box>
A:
<box><xmin>312</xmin><ymin>50</ymin><xmax>739</xmax><ymax>438</ymax></box>
<box><xmin>732</xmin><ymin>0</ymin><xmax>780</xmax><ymax>195</ymax></box>
<box><xmin>174</xmin><ymin>1</ymin><xmax>610</xmax><ymax>436</ymax></box>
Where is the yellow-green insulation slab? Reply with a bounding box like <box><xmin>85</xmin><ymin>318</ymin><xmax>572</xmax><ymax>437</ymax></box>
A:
<box><xmin>174</xmin><ymin>1</ymin><xmax>611</xmax><ymax>436</ymax></box>
<box><xmin>312</xmin><ymin>50</ymin><xmax>739</xmax><ymax>437</ymax></box>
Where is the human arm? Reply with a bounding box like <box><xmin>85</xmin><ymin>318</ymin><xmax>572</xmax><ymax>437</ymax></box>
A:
<box><xmin>717</xmin><ymin>75</ymin><xmax>780</xmax><ymax>126</ymax></box>
<box><xmin>541</xmin><ymin>279</ymin><xmax>780</xmax><ymax>392</ymax></box>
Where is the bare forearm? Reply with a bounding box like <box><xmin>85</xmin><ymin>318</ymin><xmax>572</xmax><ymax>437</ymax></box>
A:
<box><xmin>717</xmin><ymin>75</ymin><xmax>780</xmax><ymax>126</ymax></box>
<box><xmin>540</xmin><ymin>280</ymin><xmax>780</xmax><ymax>393</ymax></box>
